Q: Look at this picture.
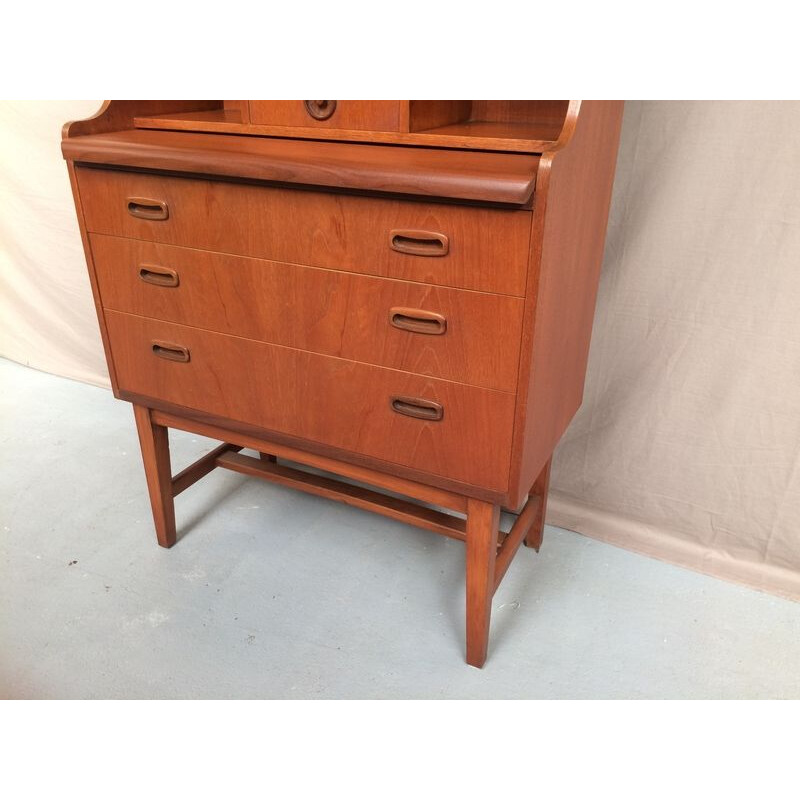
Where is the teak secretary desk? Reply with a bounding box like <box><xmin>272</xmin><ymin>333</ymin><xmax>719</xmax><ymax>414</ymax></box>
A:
<box><xmin>62</xmin><ymin>100</ymin><xmax>623</xmax><ymax>667</ymax></box>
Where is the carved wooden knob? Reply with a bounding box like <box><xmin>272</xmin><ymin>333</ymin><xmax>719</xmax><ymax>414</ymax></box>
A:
<box><xmin>304</xmin><ymin>100</ymin><xmax>337</xmax><ymax>121</ymax></box>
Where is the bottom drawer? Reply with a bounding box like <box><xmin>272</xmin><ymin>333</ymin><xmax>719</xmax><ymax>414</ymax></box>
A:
<box><xmin>106</xmin><ymin>311</ymin><xmax>514</xmax><ymax>491</ymax></box>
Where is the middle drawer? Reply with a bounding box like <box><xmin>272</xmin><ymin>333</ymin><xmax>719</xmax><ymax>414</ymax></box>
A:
<box><xmin>91</xmin><ymin>235</ymin><xmax>523</xmax><ymax>392</ymax></box>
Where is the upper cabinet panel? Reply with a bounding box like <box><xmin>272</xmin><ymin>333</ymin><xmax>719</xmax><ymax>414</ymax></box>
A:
<box><xmin>75</xmin><ymin>100</ymin><xmax>577</xmax><ymax>154</ymax></box>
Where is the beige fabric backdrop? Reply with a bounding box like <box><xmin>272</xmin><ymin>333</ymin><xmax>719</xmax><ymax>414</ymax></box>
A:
<box><xmin>0</xmin><ymin>101</ymin><xmax>108</xmax><ymax>386</ymax></box>
<box><xmin>1</xmin><ymin>101</ymin><xmax>798</xmax><ymax>600</ymax></box>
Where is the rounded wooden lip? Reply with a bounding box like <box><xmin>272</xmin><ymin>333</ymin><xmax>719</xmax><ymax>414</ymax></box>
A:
<box><xmin>62</xmin><ymin>128</ymin><xmax>539</xmax><ymax>206</ymax></box>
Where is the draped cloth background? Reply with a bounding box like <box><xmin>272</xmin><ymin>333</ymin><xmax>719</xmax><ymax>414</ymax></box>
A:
<box><xmin>1</xmin><ymin>101</ymin><xmax>798</xmax><ymax>600</ymax></box>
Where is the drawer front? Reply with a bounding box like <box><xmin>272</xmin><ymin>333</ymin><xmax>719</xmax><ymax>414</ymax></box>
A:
<box><xmin>248</xmin><ymin>100</ymin><xmax>402</xmax><ymax>131</ymax></box>
<box><xmin>106</xmin><ymin>311</ymin><xmax>514</xmax><ymax>491</ymax></box>
<box><xmin>92</xmin><ymin>235</ymin><xmax>523</xmax><ymax>393</ymax></box>
<box><xmin>78</xmin><ymin>168</ymin><xmax>530</xmax><ymax>296</ymax></box>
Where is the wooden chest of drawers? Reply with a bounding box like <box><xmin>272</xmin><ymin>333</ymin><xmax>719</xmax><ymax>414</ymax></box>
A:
<box><xmin>63</xmin><ymin>100</ymin><xmax>623</xmax><ymax>667</ymax></box>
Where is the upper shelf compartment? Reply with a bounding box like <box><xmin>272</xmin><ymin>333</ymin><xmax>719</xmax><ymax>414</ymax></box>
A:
<box><xmin>131</xmin><ymin>100</ymin><xmax>574</xmax><ymax>153</ymax></box>
<box><xmin>408</xmin><ymin>100</ymin><xmax>569</xmax><ymax>141</ymax></box>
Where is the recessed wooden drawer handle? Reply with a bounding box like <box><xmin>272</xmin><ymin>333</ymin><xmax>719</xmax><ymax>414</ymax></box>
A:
<box><xmin>389</xmin><ymin>307</ymin><xmax>447</xmax><ymax>335</ymax></box>
<box><xmin>151</xmin><ymin>341</ymin><xmax>190</xmax><ymax>363</ymax></box>
<box><xmin>390</xmin><ymin>396</ymin><xmax>444</xmax><ymax>422</ymax></box>
<box><xmin>139</xmin><ymin>265</ymin><xmax>179</xmax><ymax>288</ymax></box>
<box><xmin>390</xmin><ymin>230</ymin><xmax>449</xmax><ymax>257</ymax></box>
<box><xmin>304</xmin><ymin>100</ymin><xmax>337</xmax><ymax>120</ymax></box>
<box><xmin>127</xmin><ymin>197</ymin><xmax>169</xmax><ymax>221</ymax></box>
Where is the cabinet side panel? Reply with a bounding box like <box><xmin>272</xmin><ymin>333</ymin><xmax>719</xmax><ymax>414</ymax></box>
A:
<box><xmin>509</xmin><ymin>101</ymin><xmax>624</xmax><ymax>507</ymax></box>
<box><xmin>64</xmin><ymin>161</ymin><xmax>120</xmax><ymax>394</ymax></box>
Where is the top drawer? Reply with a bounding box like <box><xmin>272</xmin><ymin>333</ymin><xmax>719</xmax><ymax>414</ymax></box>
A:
<box><xmin>248</xmin><ymin>101</ymin><xmax>402</xmax><ymax>131</ymax></box>
<box><xmin>76</xmin><ymin>168</ymin><xmax>530</xmax><ymax>296</ymax></box>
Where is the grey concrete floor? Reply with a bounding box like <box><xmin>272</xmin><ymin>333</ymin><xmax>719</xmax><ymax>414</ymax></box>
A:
<box><xmin>1</xmin><ymin>357</ymin><xmax>798</xmax><ymax>699</ymax></box>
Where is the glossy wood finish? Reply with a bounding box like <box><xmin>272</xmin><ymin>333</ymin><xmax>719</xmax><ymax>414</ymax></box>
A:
<box><xmin>63</xmin><ymin>129</ymin><xmax>539</xmax><ymax>205</ymax></box>
<box><xmin>216</xmin><ymin>450</ymin><xmax>468</xmax><ymax>541</ymax></box>
<box><xmin>77</xmin><ymin>168</ymin><xmax>530</xmax><ymax>296</ymax></box>
<box><xmin>65</xmin><ymin>162</ymin><xmax>120</xmax><ymax>393</ymax></box>
<box><xmin>523</xmin><ymin>457</ymin><xmax>551</xmax><ymax>551</ymax></box>
<box><xmin>508</xmin><ymin>101</ymin><xmax>624</xmax><ymax>508</ymax></box>
<box><xmin>466</xmin><ymin>472</ymin><xmax>551</xmax><ymax>666</ymax></box>
<box><xmin>133</xmin><ymin>115</ymin><xmax>560</xmax><ymax>153</ymax></box>
<box><xmin>132</xmin><ymin>404</ymin><xmax>176</xmax><ymax>548</ymax></box>
<box><xmin>466</xmin><ymin>499</ymin><xmax>500</xmax><ymax>668</ymax></box>
<box><xmin>106</xmin><ymin>311</ymin><xmax>515</xmax><ymax>491</ymax></box>
<box><xmin>131</xmin><ymin>394</ymin><xmax>506</xmax><ymax>504</ymax></box>
<box><xmin>418</xmin><ymin>120</ymin><xmax>564</xmax><ymax>144</ymax></box>
<box><xmin>249</xmin><ymin>100</ymin><xmax>402</xmax><ymax>130</ymax></box>
<box><xmin>63</xmin><ymin>100</ymin><xmax>623</xmax><ymax>667</ymax></box>
<box><xmin>151</xmin><ymin>408</ymin><xmax>469</xmax><ymax>513</ymax></box>
<box><xmin>470</xmin><ymin>100</ymin><xmax>570</xmax><ymax>125</ymax></box>
<box><xmin>91</xmin><ymin>235</ymin><xmax>523</xmax><ymax>392</ymax></box>
<box><xmin>63</xmin><ymin>100</ymin><xmax>221</xmax><ymax>139</ymax></box>
<box><xmin>171</xmin><ymin>442</ymin><xmax>241</xmax><ymax>497</ymax></box>
<box><xmin>130</xmin><ymin>100</ymin><xmax>574</xmax><ymax>154</ymax></box>
<box><xmin>222</xmin><ymin>100</ymin><xmax>250</xmax><ymax>122</ymax></box>
<box><xmin>493</xmin><ymin>493</ymin><xmax>543</xmax><ymax>592</ymax></box>
<box><xmin>408</xmin><ymin>101</ymin><xmax>472</xmax><ymax>132</ymax></box>
<box><xmin>410</xmin><ymin>98</ymin><xmax>570</xmax><ymax>145</ymax></box>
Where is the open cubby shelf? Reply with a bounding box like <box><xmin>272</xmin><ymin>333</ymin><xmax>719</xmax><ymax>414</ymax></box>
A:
<box><xmin>133</xmin><ymin>100</ymin><xmax>572</xmax><ymax>153</ymax></box>
<box><xmin>417</xmin><ymin>119</ymin><xmax>565</xmax><ymax>141</ymax></box>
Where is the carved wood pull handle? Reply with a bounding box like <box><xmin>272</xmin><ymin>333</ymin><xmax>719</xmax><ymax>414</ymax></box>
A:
<box><xmin>389</xmin><ymin>307</ymin><xmax>447</xmax><ymax>335</ymax></box>
<box><xmin>389</xmin><ymin>230</ymin><xmax>449</xmax><ymax>257</ymax></box>
<box><xmin>139</xmin><ymin>265</ymin><xmax>179</xmax><ymax>288</ymax></box>
<box><xmin>151</xmin><ymin>341</ymin><xmax>190</xmax><ymax>363</ymax></box>
<box><xmin>390</xmin><ymin>396</ymin><xmax>444</xmax><ymax>422</ymax></box>
<box><xmin>127</xmin><ymin>197</ymin><xmax>169</xmax><ymax>221</ymax></box>
<box><xmin>304</xmin><ymin>100</ymin><xmax>337</xmax><ymax>121</ymax></box>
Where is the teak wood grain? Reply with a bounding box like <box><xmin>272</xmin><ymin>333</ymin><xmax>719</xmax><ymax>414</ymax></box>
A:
<box><xmin>130</xmin><ymin>394</ymin><xmax>509</xmax><ymax>504</ymax></box>
<box><xmin>129</xmin><ymin>100</ymin><xmax>574</xmax><ymax>154</ymax></box>
<box><xmin>465</xmin><ymin>499</ymin><xmax>500</xmax><ymax>668</ymax></box>
<box><xmin>132</xmin><ymin>404</ymin><xmax>176</xmax><ymax>548</ymax></box>
<box><xmin>77</xmin><ymin>167</ymin><xmax>531</xmax><ymax>296</ymax></box>
<box><xmin>171</xmin><ymin>442</ymin><xmax>242</xmax><ymax>497</ymax></box>
<box><xmin>248</xmin><ymin>100</ymin><xmax>402</xmax><ymax>131</ymax></box>
<box><xmin>523</xmin><ymin>457</ymin><xmax>552</xmax><ymax>551</ymax></box>
<box><xmin>151</xmin><ymin>408</ymin><xmax>470</xmax><ymax>513</ymax></box>
<box><xmin>65</xmin><ymin>161</ymin><xmax>120</xmax><ymax>394</ymax></box>
<box><xmin>408</xmin><ymin>101</ymin><xmax>473</xmax><ymax>132</ymax></box>
<box><xmin>63</xmin><ymin>100</ymin><xmax>623</xmax><ymax>667</ymax></box>
<box><xmin>63</xmin><ymin>129</ymin><xmax>539</xmax><ymax>205</ymax></box>
<box><xmin>508</xmin><ymin>100</ymin><xmax>624</xmax><ymax>508</ymax></box>
<box><xmin>91</xmin><ymin>234</ymin><xmax>524</xmax><ymax>392</ymax></box>
<box><xmin>470</xmin><ymin>100</ymin><xmax>570</xmax><ymax>126</ymax></box>
<box><xmin>105</xmin><ymin>310</ymin><xmax>515</xmax><ymax>491</ymax></box>
<box><xmin>216</xmin><ymin>450</ymin><xmax>468</xmax><ymax>542</ymax></box>
<box><xmin>222</xmin><ymin>100</ymin><xmax>250</xmax><ymax>122</ymax></box>
<box><xmin>63</xmin><ymin>100</ymin><xmax>221</xmax><ymax>139</ymax></box>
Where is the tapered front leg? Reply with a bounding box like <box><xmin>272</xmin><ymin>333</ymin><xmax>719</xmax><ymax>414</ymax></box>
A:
<box><xmin>133</xmin><ymin>404</ymin><xmax>176</xmax><ymax>548</ymax></box>
<box><xmin>465</xmin><ymin>498</ymin><xmax>500</xmax><ymax>668</ymax></box>
<box><xmin>524</xmin><ymin>457</ymin><xmax>552</xmax><ymax>551</ymax></box>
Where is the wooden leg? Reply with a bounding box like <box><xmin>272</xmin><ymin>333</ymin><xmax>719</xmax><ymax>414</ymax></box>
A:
<box><xmin>465</xmin><ymin>498</ymin><xmax>500</xmax><ymax>668</ymax></box>
<box><xmin>524</xmin><ymin>457</ymin><xmax>551</xmax><ymax>551</ymax></box>
<box><xmin>259</xmin><ymin>452</ymin><xmax>277</xmax><ymax>463</ymax></box>
<box><xmin>133</xmin><ymin>404</ymin><xmax>176</xmax><ymax>548</ymax></box>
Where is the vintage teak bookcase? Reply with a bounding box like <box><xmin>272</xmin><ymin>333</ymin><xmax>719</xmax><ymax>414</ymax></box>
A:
<box><xmin>62</xmin><ymin>100</ymin><xmax>624</xmax><ymax>667</ymax></box>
